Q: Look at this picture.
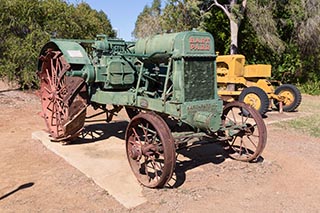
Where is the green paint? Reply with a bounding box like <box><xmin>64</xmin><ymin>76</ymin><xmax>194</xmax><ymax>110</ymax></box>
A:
<box><xmin>39</xmin><ymin>31</ymin><xmax>223</xmax><ymax>132</ymax></box>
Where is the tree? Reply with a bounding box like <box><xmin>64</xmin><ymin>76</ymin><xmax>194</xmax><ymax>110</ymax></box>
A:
<box><xmin>161</xmin><ymin>0</ymin><xmax>210</xmax><ymax>33</ymax></box>
<box><xmin>0</xmin><ymin>0</ymin><xmax>115</xmax><ymax>88</ymax></box>
<box><xmin>132</xmin><ymin>0</ymin><xmax>162</xmax><ymax>39</ymax></box>
<box><xmin>133</xmin><ymin>0</ymin><xmax>212</xmax><ymax>38</ymax></box>
<box><xmin>246</xmin><ymin>0</ymin><xmax>320</xmax><ymax>83</ymax></box>
<box><xmin>205</xmin><ymin>0</ymin><xmax>247</xmax><ymax>54</ymax></box>
<box><xmin>246</xmin><ymin>1</ymin><xmax>285</xmax><ymax>54</ymax></box>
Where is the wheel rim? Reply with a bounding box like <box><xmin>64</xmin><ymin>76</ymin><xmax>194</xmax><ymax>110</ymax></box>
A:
<box><xmin>38</xmin><ymin>50</ymin><xmax>87</xmax><ymax>140</ymax></box>
<box><xmin>221</xmin><ymin>101</ymin><xmax>267</xmax><ymax>162</ymax></box>
<box><xmin>278</xmin><ymin>90</ymin><xmax>294</xmax><ymax>106</ymax></box>
<box><xmin>126</xmin><ymin>113</ymin><xmax>175</xmax><ymax>188</ymax></box>
<box><xmin>243</xmin><ymin>93</ymin><xmax>262</xmax><ymax>111</ymax></box>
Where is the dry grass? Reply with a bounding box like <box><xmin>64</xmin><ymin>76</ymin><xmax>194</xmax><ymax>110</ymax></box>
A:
<box><xmin>275</xmin><ymin>94</ymin><xmax>320</xmax><ymax>138</ymax></box>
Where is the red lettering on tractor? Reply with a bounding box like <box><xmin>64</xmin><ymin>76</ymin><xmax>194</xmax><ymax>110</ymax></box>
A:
<box><xmin>189</xmin><ymin>36</ymin><xmax>211</xmax><ymax>51</ymax></box>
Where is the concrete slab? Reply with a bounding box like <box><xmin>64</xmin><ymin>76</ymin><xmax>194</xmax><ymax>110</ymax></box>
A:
<box><xmin>31</xmin><ymin>107</ymin><xmax>303</xmax><ymax>208</ymax></box>
<box><xmin>32</xmin><ymin>123</ymin><xmax>147</xmax><ymax>209</ymax></box>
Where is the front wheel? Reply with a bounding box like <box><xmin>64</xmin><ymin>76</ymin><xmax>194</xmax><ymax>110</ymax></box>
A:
<box><xmin>274</xmin><ymin>84</ymin><xmax>302</xmax><ymax>112</ymax></box>
<box><xmin>239</xmin><ymin>86</ymin><xmax>269</xmax><ymax>115</ymax></box>
<box><xmin>220</xmin><ymin>101</ymin><xmax>267</xmax><ymax>162</ymax></box>
<box><xmin>125</xmin><ymin>112</ymin><xmax>176</xmax><ymax>188</ymax></box>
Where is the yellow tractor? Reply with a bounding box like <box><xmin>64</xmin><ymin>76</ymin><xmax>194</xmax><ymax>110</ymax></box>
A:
<box><xmin>217</xmin><ymin>54</ymin><xmax>302</xmax><ymax>115</ymax></box>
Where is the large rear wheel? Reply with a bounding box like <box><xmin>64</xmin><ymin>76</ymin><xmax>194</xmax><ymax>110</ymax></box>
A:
<box><xmin>125</xmin><ymin>112</ymin><xmax>176</xmax><ymax>188</ymax></box>
<box><xmin>38</xmin><ymin>50</ymin><xmax>87</xmax><ymax>141</ymax></box>
<box><xmin>220</xmin><ymin>101</ymin><xmax>267</xmax><ymax>162</ymax></box>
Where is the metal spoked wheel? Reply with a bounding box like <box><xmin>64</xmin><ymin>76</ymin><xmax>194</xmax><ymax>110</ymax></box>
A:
<box><xmin>38</xmin><ymin>50</ymin><xmax>87</xmax><ymax>141</ymax></box>
<box><xmin>125</xmin><ymin>112</ymin><xmax>176</xmax><ymax>188</ymax></box>
<box><xmin>220</xmin><ymin>101</ymin><xmax>267</xmax><ymax>162</ymax></box>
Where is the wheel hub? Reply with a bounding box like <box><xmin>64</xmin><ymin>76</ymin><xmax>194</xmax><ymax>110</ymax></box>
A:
<box><xmin>244</xmin><ymin>93</ymin><xmax>261</xmax><ymax>109</ymax></box>
<box><xmin>130</xmin><ymin>145</ymin><xmax>142</xmax><ymax>160</ymax></box>
<box><xmin>130</xmin><ymin>143</ymin><xmax>158</xmax><ymax>160</ymax></box>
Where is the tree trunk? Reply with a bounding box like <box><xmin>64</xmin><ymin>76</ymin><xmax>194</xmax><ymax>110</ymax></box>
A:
<box><xmin>211</xmin><ymin>0</ymin><xmax>246</xmax><ymax>55</ymax></box>
<box><xmin>230</xmin><ymin>19</ymin><xmax>239</xmax><ymax>54</ymax></box>
<box><xmin>229</xmin><ymin>0</ymin><xmax>238</xmax><ymax>54</ymax></box>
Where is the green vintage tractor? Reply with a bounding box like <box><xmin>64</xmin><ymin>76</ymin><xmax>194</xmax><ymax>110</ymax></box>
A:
<box><xmin>217</xmin><ymin>54</ymin><xmax>302</xmax><ymax>115</ymax></box>
<box><xmin>37</xmin><ymin>31</ymin><xmax>267</xmax><ymax>188</ymax></box>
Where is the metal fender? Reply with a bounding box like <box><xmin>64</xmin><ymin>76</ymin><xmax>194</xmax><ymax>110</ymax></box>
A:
<box><xmin>37</xmin><ymin>40</ymin><xmax>91</xmax><ymax>70</ymax></box>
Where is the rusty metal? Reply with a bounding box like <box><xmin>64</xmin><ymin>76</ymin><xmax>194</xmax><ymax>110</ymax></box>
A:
<box><xmin>38</xmin><ymin>50</ymin><xmax>87</xmax><ymax>141</ymax></box>
<box><xmin>125</xmin><ymin>112</ymin><xmax>175</xmax><ymax>188</ymax></box>
<box><xmin>220</xmin><ymin>101</ymin><xmax>267</xmax><ymax>162</ymax></box>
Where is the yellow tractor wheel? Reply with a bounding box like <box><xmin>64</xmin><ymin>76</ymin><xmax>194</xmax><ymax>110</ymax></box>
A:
<box><xmin>274</xmin><ymin>84</ymin><xmax>302</xmax><ymax>112</ymax></box>
<box><xmin>239</xmin><ymin>86</ymin><xmax>269</xmax><ymax>115</ymax></box>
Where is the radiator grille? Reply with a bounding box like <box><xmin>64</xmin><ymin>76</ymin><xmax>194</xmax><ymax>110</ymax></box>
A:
<box><xmin>184</xmin><ymin>58</ymin><xmax>215</xmax><ymax>102</ymax></box>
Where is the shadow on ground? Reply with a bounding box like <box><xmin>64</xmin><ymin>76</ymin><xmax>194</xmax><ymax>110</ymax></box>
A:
<box><xmin>66</xmin><ymin>120</ymin><xmax>264</xmax><ymax>189</ymax></box>
<box><xmin>69</xmin><ymin>121</ymin><xmax>128</xmax><ymax>145</ymax></box>
<box><xmin>0</xmin><ymin>182</ymin><xmax>34</xmax><ymax>200</ymax></box>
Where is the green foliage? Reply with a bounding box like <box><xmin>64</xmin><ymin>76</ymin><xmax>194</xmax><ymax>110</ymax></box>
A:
<box><xmin>133</xmin><ymin>0</ymin><xmax>210</xmax><ymax>39</ymax></box>
<box><xmin>0</xmin><ymin>0</ymin><xmax>115</xmax><ymax>89</ymax></box>
<box><xmin>133</xmin><ymin>0</ymin><xmax>162</xmax><ymax>38</ymax></box>
<box><xmin>205</xmin><ymin>7</ymin><xmax>230</xmax><ymax>54</ymax></box>
<box><xmin>246</xmin><ymin>1</ymin><xmax>286</xmax><ymax>53</ymax></box>
<box><xmin>161</xmin><ymin>0</ymin><xmax>207</xmax><ymax>33</ymax></box>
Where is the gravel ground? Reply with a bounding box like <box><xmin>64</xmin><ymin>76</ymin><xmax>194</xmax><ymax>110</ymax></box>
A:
<box><xmin>0</xmin><ymin>81</ymin><xmax>319</xmax><ymax>212</ymax></box>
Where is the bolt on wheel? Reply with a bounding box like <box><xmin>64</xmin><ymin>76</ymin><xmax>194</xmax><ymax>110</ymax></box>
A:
<box><xmin>125</xmin><ymin>112</ymin><xmax>175</xmax><ymax>188</ymax></box>
<box><xmin>220</xmin><ymin>101</ymin><xmax>267</xmax><ymax>162</ymax></box>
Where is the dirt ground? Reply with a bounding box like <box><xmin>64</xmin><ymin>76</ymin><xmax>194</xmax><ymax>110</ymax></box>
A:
<box><xmin>0</xmin><ymin>81</ymin><xmax>319</xmax><ymax>213</ymax></box>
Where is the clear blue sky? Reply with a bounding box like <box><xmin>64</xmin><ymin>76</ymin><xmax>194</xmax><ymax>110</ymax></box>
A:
<box><xmin>68</xmin><ymin>0</ymin><xmax>156</xmax><ymax>41</ymax></box>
